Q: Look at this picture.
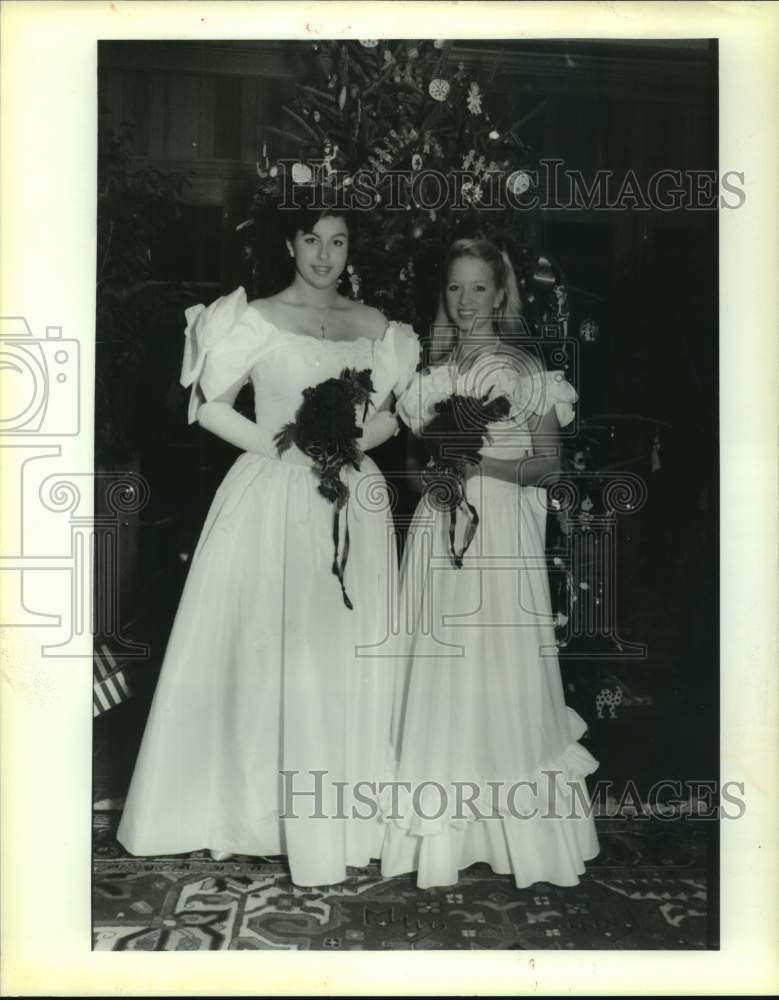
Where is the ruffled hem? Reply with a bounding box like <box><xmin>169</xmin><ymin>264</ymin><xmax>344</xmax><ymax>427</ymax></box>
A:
<box><xmin>379</xmin><ymin>709</ymin><xmax>600</xmax><ymax>889</ymax></box>
<box><xmin>380</xmin><ymin>708</ymin><xmax>598</xmax><ymax>838</ymax></box>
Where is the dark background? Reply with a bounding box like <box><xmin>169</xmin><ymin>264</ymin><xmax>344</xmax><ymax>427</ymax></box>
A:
<box><xmin>94</xmin><ymin>40</ymin><xmax>718</xmax><ymax>812</ymax></box>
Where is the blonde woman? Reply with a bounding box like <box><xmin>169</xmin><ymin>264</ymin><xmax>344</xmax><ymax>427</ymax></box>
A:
<box><xmin>383</xmin><ymin>238</ymin><xmax>600</xmax><ymax>889</ymax></box>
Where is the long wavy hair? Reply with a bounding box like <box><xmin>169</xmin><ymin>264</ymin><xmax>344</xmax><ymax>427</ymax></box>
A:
<box><xmin>430</xmin><ymin>238</ymin><xmax>532</xmax><ymax>362</ymax></box>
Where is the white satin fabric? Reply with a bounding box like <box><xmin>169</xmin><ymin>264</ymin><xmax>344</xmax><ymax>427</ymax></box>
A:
<box><xmin>118</xmin><ymin>288</ymin><xmax>420</xmax><ymax>887</ymax></box>
<box><xmin>381</xmin><ymin>350</ymin><xmax>600</xmax><ymax>888</ymax></box>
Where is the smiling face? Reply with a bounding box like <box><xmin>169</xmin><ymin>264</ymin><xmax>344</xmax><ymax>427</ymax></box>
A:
<box><xmin>287</xmin><ymin>215</ymin><xmax>349</xmax><ymax>290</ymax></box>
<box><xmin>445</xmin><ymin>256</ymin><xmax>505</xmax><ymax>336</ymax></box>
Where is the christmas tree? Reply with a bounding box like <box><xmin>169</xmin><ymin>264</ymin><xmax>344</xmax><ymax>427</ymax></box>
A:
<box><xmin>242</xmin><ymin>39</ymin><xmax>641</xmax><ymax>663</ymax></box>
<box><xmin>246</xmin><ymin>39</ymin><xmax>568</xmax><ymax>338</ymax></box>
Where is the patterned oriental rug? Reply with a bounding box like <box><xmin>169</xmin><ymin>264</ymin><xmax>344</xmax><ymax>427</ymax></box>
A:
<box><xmin>93</xmin><ymin>814</ymin><xmax>716</xmax><ymax>951</ymax></box>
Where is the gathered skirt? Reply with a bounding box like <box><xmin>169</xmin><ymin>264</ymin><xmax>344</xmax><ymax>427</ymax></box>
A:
<box><xmin>381</xmin><ymin>474</ymin><xmax>600</xmax><ymax>888</ymax></box>
<box><xmin>117</xmin><ymin>450</ymin><xmax>400</xmax><ymax>887</ymax></box>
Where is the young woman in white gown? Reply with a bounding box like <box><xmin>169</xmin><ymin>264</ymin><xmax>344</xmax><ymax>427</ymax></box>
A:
<box><xmin>117</xmin><ymin>205</ymin><xmax>420</xmax><ymax>887</ymax></box>
<box><xmin>381</xmin><ymin>239</ymin><xmax>600</xmax><ymax>889</ymax></box>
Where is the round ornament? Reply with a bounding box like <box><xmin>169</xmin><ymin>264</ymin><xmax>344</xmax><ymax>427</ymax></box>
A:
<box><xmin>507</xmin><ymin>169</ymin><xmax>532</xmax><ymax>196</ymax></box>
<box><xmin>428</xmin><ymin>78</ymin><xmax>450</xmax><ymax>102</ymax></box>
<box><xmin>291</xmin><ymin>162</ymin><xmax>313</xmax><ymax>184</ymax></box>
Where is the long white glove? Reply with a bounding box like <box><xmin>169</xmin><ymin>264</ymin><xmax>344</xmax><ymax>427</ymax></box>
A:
<box><xmin>197</xmin><ymin>399</ymin><xmax>399</xmax><ymax>460</ymax></box>
<box><xmin>360</xmin><ymin>409</ymin><xmax>401</xmax><ymax>451</ymax></box>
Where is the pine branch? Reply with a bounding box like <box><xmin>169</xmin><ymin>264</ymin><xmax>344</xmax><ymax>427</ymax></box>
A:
<box><xmin>362</xmin><ymin>57</ymin><xmax>401</xmax><ymax>99</ymax></box>
<box><xmin>281</xmin><ymin>104</ymin><xmax>322</xmax><ymax>142</ymax></box>
<box><xmin>297</xmin><ymin>83</ymin><xmax>337</xmax><ymax>106</ymax></box>
<box><xmin>506</xmin><ymin>99</ymin><xmax>549</xmax><ymax>136</ymax></box>
<box><xmin>263</xmin><ymin>125</ymin><xmax>312</xmax><ymax>147</ymax></box>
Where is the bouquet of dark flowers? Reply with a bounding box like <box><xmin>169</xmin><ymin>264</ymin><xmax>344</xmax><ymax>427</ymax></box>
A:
<box><xmin>421</xmin><ymin>390</ymin><xmax>512</xmax><ymax>568</ymax></box>
<box><xmin>275</xmin><ymin>367</ymin><xmax>375</xmax><ymax>608</ymax></box>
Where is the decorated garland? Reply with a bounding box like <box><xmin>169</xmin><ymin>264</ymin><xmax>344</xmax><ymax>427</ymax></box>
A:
<box><xmin>274</xmin><ymin>367</ymin><xmax>375</xmax><ymax>608</ymax></box>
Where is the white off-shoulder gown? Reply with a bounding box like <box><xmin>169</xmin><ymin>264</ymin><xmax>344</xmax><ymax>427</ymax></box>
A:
<box><xmin>117</xmin><ymin>287</ymin><xmax>420</xmax><ymax>887</ymax></box>
<box><xmin>381</xmin><ymin>349</ymin><xmax>600</xmax><ymax>889</ymax></box>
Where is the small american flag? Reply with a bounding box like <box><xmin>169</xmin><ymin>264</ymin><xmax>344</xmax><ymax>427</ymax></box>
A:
<box><xmin>93</xmin><ymin>643</ymin><xmax>133</xmax><ymax>717</ymax></box>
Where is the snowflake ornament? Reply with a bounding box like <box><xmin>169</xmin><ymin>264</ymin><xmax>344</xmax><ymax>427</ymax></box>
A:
<box><xmin>428</xmin><ymin>78</ymin><xmax>451</xmax><ymax>102</ymax></box>
<box><xmin>466</xmin><ymin>82</ymin><xmax>483</xmax><ymax>115</ymax></box>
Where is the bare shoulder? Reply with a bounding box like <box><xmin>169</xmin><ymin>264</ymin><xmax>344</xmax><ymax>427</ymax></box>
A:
<box><xmin>247</xmin><ymin>293</ymin><xmax>283</xmax><ymax>314</ymax></box>
<box><xmin>247</xmin><ymin>294</ymin><xmax>296</xmax><ymax>328</ymax></box>
<box><xmin>343</xmin><ymin>300</ymin><xmax>388</xmax><ymax>341</ymax></box>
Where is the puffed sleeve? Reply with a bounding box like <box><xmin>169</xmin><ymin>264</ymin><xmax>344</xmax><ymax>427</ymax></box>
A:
<box><xmin>527</xmin><ymin>370</ymin><xmax>578</xmax><ymax>427</ymax></box>
<box><xmin>395</xmin><ymin>362</ymin><xmax>456</xmax><ymax>436</ymax></box>
<box><xmin>487</xmin><ymin>365</ymin><xmax>577</xmax><ymax>429</ymax></box>
<box><xmin>371</xmin><ymin>320</ymin><xmax>422</xmax><ymax>412</ymax></box>
<box><xmin>384</xmin><ymin>321</ymin><xmax>422</xmax><ymax>398</ymax></box>
<box><xmin>180</xmin><ymin>287</ymin><xmax>277</xmax><ymax>424</ymax></box>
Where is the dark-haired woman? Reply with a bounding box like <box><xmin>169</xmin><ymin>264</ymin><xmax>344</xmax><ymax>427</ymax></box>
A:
<box><xmin>118</xmin><ymin>207</ymin><xmax>420</xmax><ymax>886</ymax></box>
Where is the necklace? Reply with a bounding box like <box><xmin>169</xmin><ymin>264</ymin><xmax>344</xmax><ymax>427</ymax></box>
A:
<box><xmin>310</xmin><ymin>302</ymin><xmax>336</xmax><ymax>339</ymax></box>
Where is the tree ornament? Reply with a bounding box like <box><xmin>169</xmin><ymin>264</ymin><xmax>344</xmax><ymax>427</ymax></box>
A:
<box><xmin>466</xmin><ymin>82</ymin><xmax>483</xmax><ymax>115</ymax></box>
<box><xmin>291</xmin><ymin>162</ymin><xmax>313</xmax><ymax>184</ymax></box>
<box><xmin>428</xmin><ymin>78</ymin><xmax>450</xmax><ymax>102</ymax></box>
<box><xmin>532</xmin><ymin>256</ymin><xmax>556</xmax><ymax>288</ymax></box>
<box><xmin>338</xmin><ymin>85</ymin><xmax>347</xmax><ymax>110</ymax></box>
<box><xmin>507</xmin><ymin>169</ymin><xmax>532</xmax><ymax>196</ymax></box>
<box><xmin>412</xmin><ymin>225</ymin><xmax>424</xmax><ymax>239</ymax></box>
<box><xmin>579</xmin><ymin>318</ymin><xmax>599</xmax><ymax>343</ymax></box>
<box><xmin>313</xmin><ymin>110</ymin><xmax>321</xmax><ymax>122</ymax></box>
<box><xmin>552</xmin><ymin>284</ymin><xmax>569</xmax><ymax>320</ymax></box>
<box><xmin>269</xmin><ymin>165</ymin><xmax>279</xmax><ymax>178</ymax></box>
<box><xmin>411</xmin><ymin>152</ymin><xmax>423</xmax><ymax>171</ymax></box>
